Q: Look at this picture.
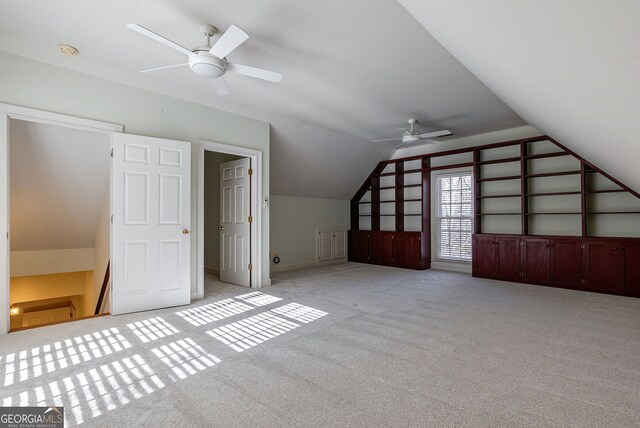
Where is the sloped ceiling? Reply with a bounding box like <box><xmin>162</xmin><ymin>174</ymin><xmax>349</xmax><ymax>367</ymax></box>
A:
<box><xmin>398</xmin><ymin>0</ymin><xmax>640</xmax><ymax>194</ymax></box>
<box><xmin>10</xmin><ymin>120</ymin><xmax>110</xmax><ymax>251</ymax></box>
<box><xmin>0</xmin><ymin>0</ymin><xmax>524</xmax><ymax>199</ymax></box>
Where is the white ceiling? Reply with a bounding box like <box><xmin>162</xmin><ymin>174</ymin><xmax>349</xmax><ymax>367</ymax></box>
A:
<box><xmin>10</xmin><ymin>120</ymin><xmax>110</xmax><ymax>251</ymax></box>
<box><xmin>398</xmin><ymin>0</ymin><xmax>640</xmax><ymax>194</ymax></box>
<box><xmin>0</xmin><ymin>0</ymin><xmax>524</xmax><ymax>198</ymax></box>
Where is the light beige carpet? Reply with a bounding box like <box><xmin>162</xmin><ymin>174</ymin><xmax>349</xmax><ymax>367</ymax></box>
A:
<box><xmin>1</xmin><ymin>263</ymin><xmax>639</xmax><ymax>427</ymax></box>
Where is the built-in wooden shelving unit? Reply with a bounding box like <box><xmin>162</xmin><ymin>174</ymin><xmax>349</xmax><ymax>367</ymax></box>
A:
<box><xmin>472</xmin><ymin>136</ymin><xmax>640</xmax><ymax>237</ymax></box>
<box><xmin>350</xmin><ymin>135</ymin><xmax>640</xmax><ymax>278</ymax></box>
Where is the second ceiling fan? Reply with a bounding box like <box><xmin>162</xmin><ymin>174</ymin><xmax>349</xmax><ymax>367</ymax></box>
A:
<box><xmin>373</xmin><ymin>119</ymin><xmax>452</xmax><ymax>148</ymax></box>
<box><xmin>127</xmin><ymin>22</ymin><xmax>282</xmax><ymax>95</ymax></box>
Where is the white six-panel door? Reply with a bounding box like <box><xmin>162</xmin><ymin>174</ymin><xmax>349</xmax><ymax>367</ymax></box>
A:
<box><xmin>111</xmin><ymin>133</ymin><xmax>191</xmax><ymax>314</ymax></box>
<box><xmin>220</xmin><ymin>158</ymin><xmax>251</xmax><ymax>287</ymax></box>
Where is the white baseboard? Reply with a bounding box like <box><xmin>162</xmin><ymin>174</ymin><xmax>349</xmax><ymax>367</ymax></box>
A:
<box><xmin>271</xmin><ymin>258</ymin><xmax>347</xmax><ymax>273</ymax></box>
<box><xmin>430</xmin><ymin>260</ymin><xmax>472</xmax><ymax>274</ymax></box>
<box><xmin>271</xmin><ymin>261</ymin><xmax>317</xmax><ymax>273</ymax></box>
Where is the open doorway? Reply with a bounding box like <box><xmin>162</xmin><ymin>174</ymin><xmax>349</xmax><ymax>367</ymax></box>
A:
<box><xmin>8</xmin><ymin>119</ymin><xmax>111</xmax><ymax>331</ymax></box>
<box><xmin>203</xmin><ymin>151</ymin><xmax>250</xmax><ymax>296</ymax></box>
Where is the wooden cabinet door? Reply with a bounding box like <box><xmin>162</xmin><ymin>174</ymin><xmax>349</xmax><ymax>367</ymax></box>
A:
<box><xmin>550</xmin><ymin>238</ymin><xmax>582</xmax><ymax>289</ymax></box>
<box><xmin>621</xmin><ymin>240</ymin><xmax>640</xmax><ymax>297</ymax></box>
<box><xmin>473</xmin><ymin>235</ymin><xmax>496</xmax><ymax>278</ymax></box>
<box><xmin>348</xmin><ymin>230</ymin><xmax>358</xmax><ymax>262</ymax></box>
<box><xmin>495</xmin><ymin>236</ymin><xmax>520</xmax><ymax>282</ymax></box>
<box><xmin>395</xmin><ymin>232</ymin><xmax>422</xmax><ymax>269</ymax></box>
<box><xmin>356</xmin><ymin>231</ymin><xmax>372</xmax><ymax>263</ymax></box>
<box><xmin>583</xmin><ymin>239</ymin><xmax>621</xmax><ymax>293</ymax></box>
<box><xmin>521</xmin><ymin>238</ymin><xmax>550</xmax><ymax>285</ymax></box>
<box><xmin>381</xmin><ymin>232</ymin><xmax>395</xmax><ymax>265</ymax></box>
<box><xmin>371</xmin><ymin>232</ymin><xmax>394</xmax><ymax>265</ymax></box>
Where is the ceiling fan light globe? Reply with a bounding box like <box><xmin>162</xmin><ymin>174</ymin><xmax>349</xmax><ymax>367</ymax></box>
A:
<box><xmin>402</xmin><ymin>134</ymin><xmax>421</xmax><ymax>145</ymax></box>
<box><xmin>188</xmin><ymin>53</ymin><xmax>227</xmax><ymax>78</ymax></box>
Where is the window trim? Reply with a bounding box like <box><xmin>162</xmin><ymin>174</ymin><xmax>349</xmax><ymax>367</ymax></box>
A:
<box><xmin>431</xmin><ymin>168</ymin><xmax>474</xmax><ymax>265</ymax></box>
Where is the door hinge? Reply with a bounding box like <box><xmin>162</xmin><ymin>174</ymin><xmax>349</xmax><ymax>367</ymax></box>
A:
<box><xmin>248</xmin><ymin>263</ymin><xmax>253</xmax><ymax>271</ymax></box>
<box><xmin>248</xmin><ymin>168</ymin><xmax>253</xmax><ymax>176</ymax></box>
<box><xmin>110</xmin><ymin>215</ymin><xmax>113</xmax><ymax>224</ymax></box>
<box><xmin>110</xmin><ymin>148</ymin><xmax>113</xmax><ymax>157</ymax></box>
<box><xmin>248</xmin><ymin>215</ymin><xmax>253</xmax><ymax>223</ymax></box>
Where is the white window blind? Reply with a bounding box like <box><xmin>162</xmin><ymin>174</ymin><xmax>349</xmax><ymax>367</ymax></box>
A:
<box><xmin>435</xmin><ymin>172</ymin><xmax>474</xmax><ymax>262</ymax></box>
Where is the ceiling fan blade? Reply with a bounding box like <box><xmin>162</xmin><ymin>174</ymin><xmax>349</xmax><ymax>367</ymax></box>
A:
<box><xmin>209</xmin><ymin>25</ymin><xmax>249</xmax><ymax>59</ymax></box>
<box><xmin>418</xmin><ymin>130</ymin><xmax>452</xmax><ymax>139</ymax></box>
<box><xmin>227</xmin><ymin>63</ymin><xmax>282</xmax><ymax>83</ymax></box>
<box><xmin>140</xmin><ymin>63</ymin><xmax>189</xmax><ymax>73</ymax></box>
<box><xmin>372</xmin><ymin>138</ymin><xmax>403</xmax><ymax>142</ymax></box>
<box><xmin>212</xmin><ymin>77</ymin><xmax>231</xmax><ymax>96</ymax></box>
<box><xmin>126</xmin><ymin>23</ymin><xmax>193</xmax><ymax>57</ymax></box>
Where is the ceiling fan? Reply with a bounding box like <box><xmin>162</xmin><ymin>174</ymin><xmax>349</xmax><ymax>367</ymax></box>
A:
<box><xmin>373</xmin><ymin>119</ymin><xmax>452</xmax><ymax>148</ymax></box>
<box><xmin>126</xmin><ymin>22</ymin><xmax>282</xmax><ymax>95</ymax></box>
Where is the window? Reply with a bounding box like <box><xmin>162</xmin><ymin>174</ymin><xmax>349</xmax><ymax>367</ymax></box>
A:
<box><xmin>435</xmin><ymin>171</ymin><xmax>473</xmax><ymax>262</ymax></box>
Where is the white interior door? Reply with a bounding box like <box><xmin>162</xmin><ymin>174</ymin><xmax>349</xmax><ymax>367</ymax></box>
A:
<box><xmin>111</xmin><ymin>133</ymin><xmax>191</xmax><ymax>315</ymax></box>
<box><xmin>220</xmin><ymin>158</ymin><xmax>251</xmax><ymax>287</ymax></box>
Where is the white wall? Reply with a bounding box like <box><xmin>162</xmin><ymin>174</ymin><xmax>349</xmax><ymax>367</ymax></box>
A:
<box><xmin>10</xmin><ymin>272</ymin><xmax>88</xmax><ymax>304</ymax></box>
<box><xmin>10</xmin><ymin>249</ymin><xmax>95</xmax><ymax>277</ymax></box>
<box><xmin>270</xmin><ymin>195</ymin><xmax>349</xmax><ymax>272</ymax></box>
<box><xmin>0</xmin><ymin>51</ymin><xmax>271</xmax><ymax>294</ymax></box>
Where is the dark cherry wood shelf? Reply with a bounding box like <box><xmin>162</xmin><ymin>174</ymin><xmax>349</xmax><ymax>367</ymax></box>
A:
<box><xmin>478</xmin><ymin>212</ymin><xmax>522</xmax><ymax>216</ymax></box>
<box><xmin>430</xmin><ymin>162</ymin><xmax>474</xmax><ymax>171</ymax></box>
<box><xmin>525</xmin><ymin>212</ymin><xmax>581</xmax><ymax>215</ymax></box>
<box><xmin>476</xmin><ymin>156</ymin><xmax>521</xmax><ymax>166</ymax></box>
<box><xmin>476</xmin><ymin>175</ymin><xmax>521</xmax><ymax>182</ymax></box>
<box><xmin>526</xmin><ymin>191</ymin><xmax>581</xmax><ymax>197</ymax></box>
<box><xmin>585</xmin><ymin>189</ymin><xmax>626</xmax><ymax>194</ymax></box>
<box><xmin>375</xmin><ymin>168</ymin><xmax>423</xmax><ymax>177</ymax></box>
<box><xmin>358</xmin><ymin>198</ymin><xmax>422</xmax><ymax>204</ymax></box>
<box><xmin>587</xmin><ymin>211</ymin><xmax>640</xmax><ymax>215</ymax></box>
<box><xmin>372</xmin><ymin>214</ymin><xmax>422</xmax><ymax>217</ymax></box>
<box><xmin>525</xmin><ymin>170</ymin><xmax>581</xmax><ymax>178</ymax></box>
<box><xmin>371</xmin><ymin>184</ymin><xmax>422</xmax><ymax>190</ymax></box>
<box><xmin>477</xmin><ymin>194</ymin><xmax>521</xmax><ymax>199</ymax></box>
<box><xmin>523</xmin><ymin>152</ymin><xmax>568</xmax><ymax>160</ymax></box>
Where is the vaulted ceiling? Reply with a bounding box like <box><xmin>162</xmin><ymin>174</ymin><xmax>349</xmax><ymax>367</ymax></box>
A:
<box><xmin>0</xmin><ymin>0</ymin><xmax>524</xmax><ymax>198</ymax></box>
<box><xmin>398</xmin><ymin>0</ymin><xmax>640</xmax><ymax>194</ymax></box>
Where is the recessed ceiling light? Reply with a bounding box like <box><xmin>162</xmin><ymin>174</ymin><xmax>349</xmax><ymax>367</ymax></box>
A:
<box><xmin>58</xmin><ymin>44</ymin><xmax>79</xmax><ymax>56</ymax></box>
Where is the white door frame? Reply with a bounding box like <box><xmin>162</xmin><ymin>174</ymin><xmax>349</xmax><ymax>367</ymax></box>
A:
<box><xmin>197</xmin><ymin>140</ymin><xmax>263</xmax><ymax>298</ymax></box>
<box><xmin>0</xmin><ymin>103</ymin><xmax>123</xmax><ymax>334</ymax></box>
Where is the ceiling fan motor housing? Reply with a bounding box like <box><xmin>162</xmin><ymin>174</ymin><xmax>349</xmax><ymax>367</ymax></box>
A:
<box><xmin>189</xmin><ymin>51</ymin><xmax>227</xmax><ymax>78</ymax></box>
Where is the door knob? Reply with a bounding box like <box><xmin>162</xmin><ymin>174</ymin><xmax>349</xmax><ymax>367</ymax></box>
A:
<box><xmin>218</xmin><ymin>226</ymin><xmax>224</xmax><ymax>231</ymax></box>
<box><xmin>182</xmin><ymin>228</ymin><xmax>190</xmax><ymax>235</ymax></box>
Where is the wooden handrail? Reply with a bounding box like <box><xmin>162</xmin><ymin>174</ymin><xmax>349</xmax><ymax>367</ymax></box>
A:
<box><xmin>94</xmin><ymin>261</ymin><xmax>110</xmax><ymax>315</ymax></box>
